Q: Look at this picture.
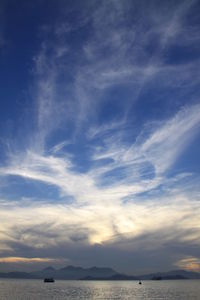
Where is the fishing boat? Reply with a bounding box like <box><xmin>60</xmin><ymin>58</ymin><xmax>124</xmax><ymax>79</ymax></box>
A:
<box><xmin>44</xmin><ymin>278</ymin><xmax>55</xmax><ymax>283</ymax></box>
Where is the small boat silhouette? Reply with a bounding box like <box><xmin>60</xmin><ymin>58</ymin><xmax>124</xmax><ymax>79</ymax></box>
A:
<box><xmin>44</xmin><ymin>278</ymin><xmax>55</xmax><ymax>283</ymax></box>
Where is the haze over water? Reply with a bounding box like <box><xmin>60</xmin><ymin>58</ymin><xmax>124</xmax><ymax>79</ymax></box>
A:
<box><xmin>0</xmin><ymin>279</ymin><xmax>200</xmax><ymax>300</ymax></box>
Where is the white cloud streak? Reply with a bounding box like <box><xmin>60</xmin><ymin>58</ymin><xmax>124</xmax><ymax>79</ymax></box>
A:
<box><xmin>0</xmin><ymin>104</ymin><xmax>200</xmax><ymax>251</ymax></box>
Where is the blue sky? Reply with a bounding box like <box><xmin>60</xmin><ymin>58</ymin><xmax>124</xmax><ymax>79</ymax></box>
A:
<box><xmin>0</xmin><ymin>0</ymin><xmax>200</xmax><ymax>274</ymax></box>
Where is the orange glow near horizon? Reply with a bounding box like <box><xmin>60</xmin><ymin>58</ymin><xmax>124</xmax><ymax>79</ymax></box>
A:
<box><xmin>0</xmin><ymin>257</ymin><xmax>60</xmax><ymax>264</ymax></box>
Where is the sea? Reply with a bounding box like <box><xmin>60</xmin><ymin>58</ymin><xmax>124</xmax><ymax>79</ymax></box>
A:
<box><xmin>0</xmin><ymin>279</ymin><xmax>200</xmax><ymax>299</ymax></box>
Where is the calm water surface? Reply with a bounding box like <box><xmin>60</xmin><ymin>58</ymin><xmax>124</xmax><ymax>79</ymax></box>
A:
<box><xmin>0</xmin><ymin>279</ymin><xmax>200</xmax><ymax>300</ymax></box>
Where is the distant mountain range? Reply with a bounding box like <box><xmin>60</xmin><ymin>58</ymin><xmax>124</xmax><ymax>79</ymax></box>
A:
<box><xmin>0</xmin><ymin>265</ymin><xmax>200</xmax><ymax>280</ymax></box>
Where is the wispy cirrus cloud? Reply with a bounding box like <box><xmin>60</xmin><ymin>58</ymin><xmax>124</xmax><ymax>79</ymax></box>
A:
<box><xmin>30</xmin><ymin>0</ymin><xmax>199</xmax><ymax>140</ymax></box>
<box><xmin>1</xmin><ymin>104</ymin><xmax>200</xmax><ymax>207</ymax></box>
<box><xmin>91</xmin><ymin>104</ymin><xmax>200</xmax><ymax>182</ymax></box>
<box><xmin>0</xmin><ymin>104</ymin><xmax>200</xmax><ymax>252</ymax></box>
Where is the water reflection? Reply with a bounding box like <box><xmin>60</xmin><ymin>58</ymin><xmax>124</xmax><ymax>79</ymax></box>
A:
<box><xmin>0</xmin><ymin>279</ymin><xmax>199</xmax><ymax>299</ymax></box>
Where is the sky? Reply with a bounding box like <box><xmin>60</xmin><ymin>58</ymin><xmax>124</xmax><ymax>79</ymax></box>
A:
<box><xmin>0</xmin><ymin>0</ymin><xmax>200</xmax><ymax>275</ymax></box>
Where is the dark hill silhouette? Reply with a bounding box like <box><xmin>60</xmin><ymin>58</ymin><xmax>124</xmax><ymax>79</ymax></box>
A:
<box><xmin>140</xmin><ymin>269</ymin><xmax>200</xmax><ymax>280</ymax></box>
<box><xmin>0</xmin><ymin>266</ymin><xmax>200</xmax><ymax>280</ymax></box>
<box><xmin>42</xmin><ymin>266</ymin><xmax>55</xmax><ymax>272</ymax></box>
<box><xmin>31</xmin><ymin>265</ymin><xmax>117</xmax><ymax>280</ymax></box>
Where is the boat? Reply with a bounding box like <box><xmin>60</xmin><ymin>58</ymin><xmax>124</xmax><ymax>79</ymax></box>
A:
<box><xmin>44</xmin><ymin>278</ymin><xmax>55</xmax><ymax>283</ymax></box>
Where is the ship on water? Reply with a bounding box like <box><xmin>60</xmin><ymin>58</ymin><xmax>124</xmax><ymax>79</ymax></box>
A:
<box><xmin>44</xmin><ymin>278</ymin><xmax>55</xmax><ymax>283</ymax></box>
